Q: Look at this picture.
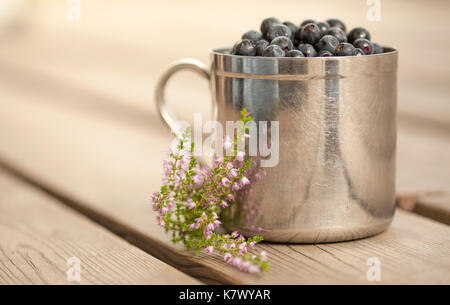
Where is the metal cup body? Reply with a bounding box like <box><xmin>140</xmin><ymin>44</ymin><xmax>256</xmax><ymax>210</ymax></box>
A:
<box><xmin>210</xmin><ymin>48</ymin><xmax>398</xmax><ymax>243</ymax></box>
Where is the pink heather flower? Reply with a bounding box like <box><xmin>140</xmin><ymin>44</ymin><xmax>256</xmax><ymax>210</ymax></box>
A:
<box><xmin>186</xmin><ymin>198</ymin><xmax>195</xmax><ymax>209</ymax></box>
<box><xmin>205</xmin><ymin>246</ymin><xmax>214</xmax><ymax>254</ymax></box>
<box><xmin>213</xmin><ymin>156</ymin><xmax>224</xmax><ymax>165</ymax></box>
<box><xmin>211</xmin><ymin>212</ymin><xmax>219</xmax><ymax>220</ymax></box>
<box><xmin>241</xmin><ymin>177</ymin><xmax>250</xmax><ymax>185</ymax></box>
<box><xmin>229</xmin><ymin>168</ymin><xmax>238</xmax><ymax>177</ymax></box>
<box><xmin>224</xmin><ymin>253</ymin><xmax>232</xmax><ymax>262</ymax></box>
<box><xmin>239</xmin><ymin>243</ymin><xmax>247</xmax><ymax>254</ymax></box>
<box><xmin>249</xmin><ymin>241</ymin><xmax>256</xmax><ymax>249</ymax></box>
<box><xmin>221</xmin><ymin>177</ymin><xmax>230</xmax><ymax>187</ymax></box>
<box><xmin>232</xmin><ymin>183</ymin><xmax>241</xmax><ymax>191</ymax></box>
<box><xmin>213</xmin><ymin>220</ymin><xmax>221</xmax><ymax>227</ymax></box>
<box><xmin>223</xmin><ymin>135</ymin><xmax>232</xmax><ymax>150</ymax></box>
<box><xmin>156</xmin><ymin>215</ymin><xmax>165</xmax><ymax>228</ymax></box>
<box><xmin>226</xmin><ymin>162</ymin><xmax>233</xmax><ymax>169</ymax></box>
<box><xmin>227</xmin><ymin>194</ymin><xmax>234</xmax><ymax>201</ymax></box>
<box><xmin>188</xmin><ymin>223</ymin><xmax>196</xmax><ymax>231</ymax></box>
<box><xmin>248</xmin><ymin>265</ymin><xmax>260</xmax><ymax>274</ymax></box>
<box><xmin>231</xmin><ymin>231</ymin><xmax>239</xmax><ymax>238</ymax></box>
<box><xmin>235</xmin><ymin>151</ymin><xmax>245</xmax><ymax>162</ymax></box>
<box><xmin>160</xmin><ymin>207</ymin><xmax>168</xmax><ymax>215</ymax></box>
<box><xmin>203</xmin><ymin>229</ymin><xmax>212</xmax><ymax>240</ymax></box>
<box><xmin>220</xmin><ymin>201</ymin><xmax>228</xmax><ymax>208</ymax></box>
<box><xmin>192</xmin><ymin>175</ymin><xmax>203</xmax><ymax>185</ymax></box>
<box><xmin>260</xmin><ymin>251</ymin><xmax>267</xmax><ymax>260</ymax></box>
<box><xmin>151</xmin><ymin>203</ymin><xmax>158</xmax><ymax>211</ymax></box>
<box><xmin>167</xmin><ymin>201</ymin><xmax>175</xmax><ymax>210</ymax></box>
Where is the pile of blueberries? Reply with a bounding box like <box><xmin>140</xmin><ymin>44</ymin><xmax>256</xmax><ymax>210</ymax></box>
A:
<box><xmin>231</xmin><ymin>17</ymin><xmax>383</xmax><ymax>57</ymax></box>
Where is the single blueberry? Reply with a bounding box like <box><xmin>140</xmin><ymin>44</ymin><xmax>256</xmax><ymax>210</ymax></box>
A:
<box><xmin>335</xmin><ymin>42</ymin><xmax>357</xmax><ymax>56</ymax></box>
<box><xmin>297</xmin><ymin>43</ymin><xmax>317</xmax><ymax>57</ymax></box>
<box><xmin>348</xmin><ymin>27</ymin><xmax>371</xmax><ymax>43</ymax></box>
<box><xmin>283</xmin><ymin>21</ymin><xmax>298</xmax><ymax>39</ymax></box>
<box><xmin>286</xmin><ymin>50</ymin><xmax>305</xmax><ymax>57</ymax></box>
<box><xmin>262</xmin><ymin>45</ymin><xmax>285</xmax><ymax>57</ymax></box>
<box><xmin>355</xmin><ymin>48</ymin><xmax>365</xmax><ymax>56</ymax></box>
<box><xmin>300</xmin><ymin>19</ymin><xmax>316</xmax><ymax>27</ymax></box>
<box><xmin>232</xmin><ymin>39</ymin><xmax>256</xmax><ymax>56</ymax></box>
<box><xmin>255</xmin><ymin>39</ymin><xmax>270</xmax><ymax>56</ymax></box>
<box><xmin>319</xmin><ymin>50</ymin><xmax>334</xmax><ymax>57</ymax></box>
<box><xmin>260</xmin><ymin>17</ymin><xmax>281</xmax><ymax>40</ymax></box>
<box><xmin>267</xmin><ymin>24</ymin><xmax>291</xmax><ymax>41</ymax></box>
<box><xmin>352</xmin><ymin>38</ymin><xmax>373</xmax><ymax>55</ymax></box>
<box><xmin>316</xmin><ymin>21</ymin><xmax>330</xmax><ymax>36</ymax></box>
<box><xmin>271</xmin><ymin>36</ymin><xmax>293</xmax><ymax>52</ymax></box>
<box><xmin>326</xmin><ymin>19</ymin><xmax>346</xmax><ymax>32</ymax></box>
<box><xmin>296</xmin><ymin>23</ymin><xmax>321</xmax><ymax>45</ymax></box>
<box><xmin>372</xmin><ymin>42</ymin><xmax>383</xmax><ymax>54</ymax></box>
<box><xmin>242</xmin><ymin>30</ymin><xmax>262</xmax><ymax>42</ymax></box>
<box><xmin>316</xmin><ymin>35</ymin><xmax>339</xmax><ymax>54</ymax></box>
<box><xmin>327</xmin><ymin>27</ymin><xmax>347</xmax><ymax>43</ymax></box>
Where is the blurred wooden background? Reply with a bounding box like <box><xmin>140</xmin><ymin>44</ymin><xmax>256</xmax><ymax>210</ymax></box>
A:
<box><xmin>0</xmin><ymin>0</ymin><xmax>449</xmax><ymax>284</ymax></box>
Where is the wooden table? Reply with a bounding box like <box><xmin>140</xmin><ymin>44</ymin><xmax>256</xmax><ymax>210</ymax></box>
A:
<box><xmin>0</xmin><ymin>0</ymin><xmax>449</xmax><ymax>285</ymax></box>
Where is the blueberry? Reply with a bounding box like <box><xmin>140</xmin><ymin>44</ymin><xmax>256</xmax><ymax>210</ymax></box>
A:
<box><xmin>297</xmin><ymin>43</ymin><xmax>317</xmax><ymax>57</ymax></box>
<box><xmin>326</xmin><ymin>19</ymin><xmax>346</xmax><ymax>32</ymax></box>
<box><xmin>372</xmin><ymin>43</ymin><xmax>383</xmax><ymax>54</ymax></box>
<box><xmin>300</xmin><ymin>19</ymin><xmax>316</xmax><ymax>27</ymax></box>
<box><xmin>271</xmin><ymin>36</ymin><xmax>293</xmax><ymax>52</ymax></box>
<box><xmin>231</xmin><ymin>39</ymin><xmax>256</xmax><ymax>56</ymax></box>
<box><xmin>262</xmin><ymin>45</ymin><xmax>285</xmax><ymax>57</ymax></box>
<box><xmin>316</xmin><ymin>35</ymin><xmax>339</xmax><ymax>54</ymax></box>
<box><xmin>335</xmin><ymin>42</ymin><xmax>357</xmax><ymax>56</ymax></box>
<box><xmin>348</xmin><ymin>27</ymin><xmax>371</xmax><ymax>43</ymax></box>
<box><xmin>327</xmin><ymin>27</ymin><xmax>347</xmax><ymax>43</ymax></box>
<box><xmin>267</xmin><ymin>24</ymin><xmax>291</xmax><ymax>41</ymax></box>
<box><xmin>283</xmin><ymin>21</ymin><xmax>298</xmax><ymax>39</ymax></box>
<box><xmin>260</xmin><ymin>17</ymin><xmax>281</xmax><ymax>40</ymax></box>
<box><xmin>255</xmin><ymin>39</ymin><xmax>270</xmax><ymax>56</ymax></box>
<box><xmin>355</xmin><ymin>48</ymin><xmax>365</xmax><ymax>56</ymax></box>
<box><xmin>242</xmin><ymin>30</ymin><xmax>262</xmax><ymax>42</ymax></box>
<box><xmin>296</xmin><ymin>23</ymin><xmax>321</xmax><ymax>45</ymax></box>
<box><xmin>286</xmin><ymin>50</ymin><xmax>305</xmax><ymax>57</ymax></box>
<box><xmin>319</xmin><ymin>50</ymin><xmax>334</xmax><ymax>57</ymax></box>
<box><xmin>316</xmin><ymin>21</ymin><xmax>330</xmax><ymax>36</ymax></box>
<box><xmin>352</xmin><ymin>38</ymin><xmax>373</xmax><ymax>55</ymax></box>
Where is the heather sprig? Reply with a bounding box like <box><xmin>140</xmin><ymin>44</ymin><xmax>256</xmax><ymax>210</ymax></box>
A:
<box><xmin>151</xmin><ymin>109</ymin><xmax>268</xmax><ymax>273</ymax></box>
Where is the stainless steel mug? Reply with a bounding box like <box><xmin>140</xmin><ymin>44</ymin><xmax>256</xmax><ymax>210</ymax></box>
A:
<box><xmin>155</xmin><ymin>47</ymin><xmax>398</xmax><ymax>243</ymax></box>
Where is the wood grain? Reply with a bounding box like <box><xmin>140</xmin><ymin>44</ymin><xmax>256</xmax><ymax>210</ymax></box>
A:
<box><xmin>0</xmin><ymin>170</ymin><xmax>200</xmax><ymax>284</ymax></box>
<box><xmin>0</xmin><ymin>84</ymin><xmax>448</xmax><ymax>284</ymax></box>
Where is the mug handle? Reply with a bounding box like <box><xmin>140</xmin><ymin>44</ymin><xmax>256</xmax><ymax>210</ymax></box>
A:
<box><xmin>155</xmin><ymin>58</ymin><xmax>214</xmax><ymax>139</ymax></box>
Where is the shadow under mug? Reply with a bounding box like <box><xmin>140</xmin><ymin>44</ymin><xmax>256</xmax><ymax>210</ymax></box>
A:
<box><xmin>155</xmin><ymin>47</ymin><xmax>398</xmax><ymax>243</ymax></box>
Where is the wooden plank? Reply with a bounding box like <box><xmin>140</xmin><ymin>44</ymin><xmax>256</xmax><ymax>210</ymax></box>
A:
<box><xmin>0</xmin><ymin>170</ymin><xmax>200</xmax><ymax>284</ymax></box>
<box><xmin>397</xmin><ymin>191</ymin><xmax>450</xmax><ymax>226</ymax></box>
<box><xmin>0</xmin><ymin>84</ymin><xmax>449</xmax><ymax>284</ymax></box>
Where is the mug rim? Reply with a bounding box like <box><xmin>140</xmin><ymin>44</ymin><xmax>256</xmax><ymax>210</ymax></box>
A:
<box><xmin>209</xmin><ymin>46</ymin><xmax>398</xmax><ymax>78</ymax></box>
<box><xmin>209</xmin><ymin>46</ymin><xmax>398</xmax><ymax>59</ymax></box>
